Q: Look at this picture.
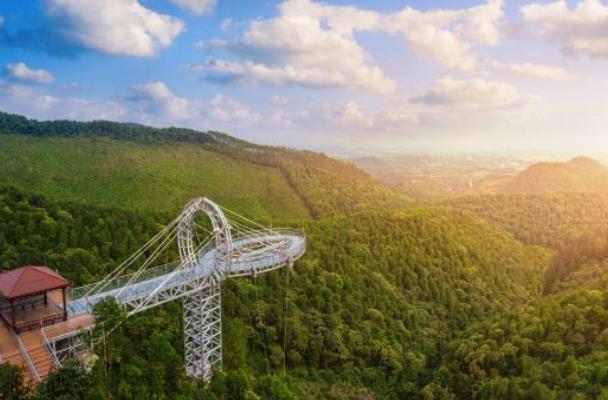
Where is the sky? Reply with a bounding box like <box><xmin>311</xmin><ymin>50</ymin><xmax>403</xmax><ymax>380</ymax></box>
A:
<box><xmin>0</xmin><ymin>0</ymin><xmax>607</xmax><ymax>154</ymax></box>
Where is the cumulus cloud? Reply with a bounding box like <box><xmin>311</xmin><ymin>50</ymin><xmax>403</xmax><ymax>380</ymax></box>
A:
<box><xmin>0</xmin><ymin>80</ymin><xmax>125</xmax><ymax>120</ymax></box>
<box><xmin>45</xmin><ymin>0</ymin><xmax>184</xmax><ymax>57</ymax></box>
<box><xmin>384</xmin><ymin>0</ymin><xmax>504</xmax><ymax>70</ymax></box>
<box><xmin>413</xmin><ymin>76</ymin><xmax>521</xmax><ymax>109</ymax></box>
<box><xmin>208</xmin><ymin>94</ymin><xmax>261</xmax><ymax>124</ymax></box>
<box><xmin>297</xmin><ymin>100</ymin><xmax>419</xmax><ymax>132</ymax></box>
<box><xmin>189</xmin><ymin>0</ymin><xmax>396</xmax><ymax>93</ymax></box>
<box><xmin>132</xmin><ymin>81</ymin><xmax>196</xmax><ymax>120</ymax></box>
<box><xmin>130</xmin><ymin>81</ymin><xmax>260</xmax><ymax>126</ymax></box>
<box><xmin>490</xmin><ymin>60</ymin><xmax>577</xmax><ymax>81</ymax></box>
<box><xmin>189</xmin><ymin>0</ymin><xmax>504</xmax><ymax>92</ymax></box>
<box><xmin>522</xmin><ymin>0</ymin><xmax>608</xmax><ymax>58</ymax></box>
<box><xmin>170</xmin><ymin>0</ymin><xmax>216</xmax><ymax>15</ymax></box>
<box><xmin>6</xmin><ymin>62</ymin><xmax>54</xmax><ymax>84</ymax></box>
<box><xmin>220</xmin><ymin>19</ymin><xmax>233</xmax><ymax>31</ymax></box>
<box><xmin>271</xmin><ymin>95</ymin><xmax>288</xmax><ymax>105</ymax></box>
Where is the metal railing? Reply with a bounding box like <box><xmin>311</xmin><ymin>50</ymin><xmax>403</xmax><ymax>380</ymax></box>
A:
<box><xmin>71</xmin><ymin>261</ymin><xmax>180</xmax><ymax>300</ymax></box>
<box><xmin>69</xmin><ymin>229</ymin><xmax>306</xmax><ymax>310</ymax></box>
<box><xmin>15</xmin><ymin>335</ymin><xmax>41</xmax><ymax>383</ymax></box>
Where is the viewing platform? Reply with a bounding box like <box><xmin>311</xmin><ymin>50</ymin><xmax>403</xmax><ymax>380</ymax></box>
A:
<box><xmin>0</xmin><ymin>197</ymin><xmax>307</xmax><ymax>384</ymax></box>
<box><xmin>0</xmin><ymin>266</ymin><xmax>78</xmax><ymax>385</ymax></box>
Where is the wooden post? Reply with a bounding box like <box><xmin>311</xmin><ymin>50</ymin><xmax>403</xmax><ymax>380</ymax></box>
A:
<box><xmin>44</xmin><ymin>291</ymin><xmax>48</xmax><ymax>305</ymax></box>
<box><xmin>62</xmin><ymin>287</ymin><xmax>67</xmax><ymax>321</ymax></box>
<box><xmin>10</xmin><ymin>298</ymin><xmax>15</xmax><ymax>330</ymax></box>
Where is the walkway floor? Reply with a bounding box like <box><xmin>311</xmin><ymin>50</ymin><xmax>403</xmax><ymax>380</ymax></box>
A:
<box><xmin>0</xmin><ymin>321</ymin><xmax>35</xmax><ymax>385</ymax></box>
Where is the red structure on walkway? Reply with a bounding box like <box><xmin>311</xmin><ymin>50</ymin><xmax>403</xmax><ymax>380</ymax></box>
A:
<box><xmin>0</xmin><ymin>266</ymin><xmax>70</xmax><ymax>333</ymax></box>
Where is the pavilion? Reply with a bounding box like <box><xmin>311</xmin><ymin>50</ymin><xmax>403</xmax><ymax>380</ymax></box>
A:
<box><xmin>0</xmin><ymin>266</ymin><xmax>71</xmax><ymax>333</ymax></box>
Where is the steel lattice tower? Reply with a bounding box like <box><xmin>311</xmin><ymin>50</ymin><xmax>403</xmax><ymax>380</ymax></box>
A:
<box><xmin>47</xmin><ymin>197</ymin><xmax>306</xmax><ymax>382</ymax></box>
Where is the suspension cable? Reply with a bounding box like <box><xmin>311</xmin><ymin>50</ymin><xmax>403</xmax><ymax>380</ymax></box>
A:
<box><xmin>283</xmin><ymin>263</ymin><xmax>290</xmax><ymax>376</ymax></box>
<box><xmin>100</xmin><ymin>232</ymin><xmax>215</xmax><ymax>340</ymax></box>
<box><xmin>253</xmin><ymin>277</ymin><xmax>270</xmax><ymax>375</ymax></box>
<box><xmin>126</xmin><ymin>231</ymin><xmax>215</xmax><ymax>316</ymax></box>
<box><xmin>114</xmin><ymin>222</ymin><xmax>180</xmax><ymax>300</ymax></box>
<box><xmin>82</xmin><ymin>216</ymin><xmax>181</xmax><ymax>299</ymax></box>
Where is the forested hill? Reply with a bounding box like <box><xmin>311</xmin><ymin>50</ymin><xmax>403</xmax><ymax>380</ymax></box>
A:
<box><xmin>0</xmin><ymin>111</ymin><xmax>407</xmax><ymax>220</ymax></box>
<box><xmin>503</xmin><ymin>156</ymin><xmax>608</xmax><ymax>195</ymax></box>
<box><xmin>0</xmin><ymin>111</ymin><xmax>232</xmax><ymax>145</ymax></box>
<box><xmin>448</xmin><ymin>192</ymin><xmax>608</xmax><ymax>249</ymax></box>
<box><xmin>0</xmin><ymin>186</ymin><xmax>550</xmax><ymax>398</ymax></box>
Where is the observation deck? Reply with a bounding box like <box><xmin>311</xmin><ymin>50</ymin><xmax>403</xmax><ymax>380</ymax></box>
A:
<box><xmin>67</xmin><ymin>229</ymin><xmax>305</xmax><ymax>316</ymax></box>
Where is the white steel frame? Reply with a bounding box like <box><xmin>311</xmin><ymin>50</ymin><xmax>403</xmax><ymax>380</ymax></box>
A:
<box><xmin>183</xmin><ymin>284</ymin><xmax>222</xmax><ymax>380</ymax></box>
<box><xmin>58</xmin><ymin>197</ymin><xmax>305</xmax><ymax>382</ymax></box>
<box><xmin>177</xmin><ymin>198</ymin><xmax>231</xmax><ymax>380</ymax></box>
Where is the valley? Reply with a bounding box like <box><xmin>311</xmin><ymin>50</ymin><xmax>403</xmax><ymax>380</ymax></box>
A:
<box><xmin>1</xmin><ymin>113</ymin><xmax>608</xmax><ymax>399</ymax></box>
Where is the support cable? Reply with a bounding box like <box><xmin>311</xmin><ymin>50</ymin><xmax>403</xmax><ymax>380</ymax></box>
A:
<box><xmin>94</xmin><ymin>229</ymin><xmax>215</xmax><ymax>343</ymax></box>
<box><xmin>97</xmin><ymin>233</ymin><xmax>215</xmax><ymax>343</ymax></box>
<box><xmin>82</xmin><ymin>216</ymin><xmax>180</xmax><ymax>299</ymax></box>
<box><xmin>283</xmin><ymin>262</ymin><xmax>291</xmax><ymax>376</ymax></box>
<box><xmin>114</xmin><ymin>222</ymin><xmax>180</xmax><ymax>301</ymax></box>
<box><xmin>253</xmin><ymin>277</ymin><xmax>270</xmax><ymax>375</ymax></box>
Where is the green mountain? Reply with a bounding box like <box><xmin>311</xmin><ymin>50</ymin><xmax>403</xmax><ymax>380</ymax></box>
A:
<box><xmin>504</xmin><ymin>156</ymin><xmax>608</xmax><ymax>195</ymax></box>
<box><xmin>440</xmin><ymin>284</ymin><xmax>608</xmax><ymax>399</ymax></box>
<box><xmin>2</xmin><ymin>112</ymin><xmax>608</xmax><ymax>399</ymax></box>
<box><xmin>0</xmin><ymin>112</ymin><xmax>406</xmax><ymax>222</ymax></box>
<box><xmin>449</xmin><ymin>192</ymin><xmax>608</xmax><ymax>249</ymax></box>
<box><xmin>0</xmin><ymin>184</ymin><xmax>549</xmax><ymax>398</ymax></box>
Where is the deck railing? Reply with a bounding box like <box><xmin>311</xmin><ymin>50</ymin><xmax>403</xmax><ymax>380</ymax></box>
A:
<box><xmin>15</xmin><ymin>335</ymin><xmax>41</xmax><ymax>383</ymax></box>
<box><xmin>71</xmin><ymin>261</ymin><xmax>181</xmax><ymax>300</ymax></box>
<box><xmin>70</xmin><ymin>229</ymin><xmax>305</xmax><ymax>302</ymax></box>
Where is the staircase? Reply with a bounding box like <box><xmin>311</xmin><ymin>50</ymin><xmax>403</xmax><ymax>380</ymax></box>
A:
<box><xmin>20</xmin><ymin>330</ymin><xmax>55</xmax><ymax>381</ymax></box>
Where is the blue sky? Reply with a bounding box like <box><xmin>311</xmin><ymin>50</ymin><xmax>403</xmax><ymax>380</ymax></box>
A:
<box><xmin>1</xmin><ymin>0</ymin><xmax>608</xmax><ymax>153</ymax></box>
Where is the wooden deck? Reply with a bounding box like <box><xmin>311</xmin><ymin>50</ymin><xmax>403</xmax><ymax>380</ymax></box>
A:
<box><xmin>0</xmin><ymin>321</ymin><xmax>36</xmax><ymax>385</ymax></box>
<box><xmin>42</xmin><ymin>314</ymin><xmax>95</xmax><ymax>341</ymax></box>
<box><xmin>1</xmin><ymin>289</ymin><xmax>67</xmax><ymax>333</ymax></box>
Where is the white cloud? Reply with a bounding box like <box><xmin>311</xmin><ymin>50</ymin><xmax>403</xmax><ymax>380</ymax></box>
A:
<box><xmin>490</xmin><ymin>60</ymin><xmax>577</xmax><ymax>81</ymax></box>
<box><xmin>131</xmin><ymin>81</ymin><xmax>260</xmax><ymax>126</ymax></box>
<box><xmin>297</xmin><ymin>100</ymin><xmax>419</xmax><ymax>132</ymax></box>
<box><xmin>0</xmin><ymin>80</ymin><xmax>125</xmax><ymax>120</ymax></box>
<box><xmin>132</xmin><ymin>81</ymin><xmax>195</xmax><ymax>120</ymax></box>
<box><xmin>6</xmin><ymin>62</ymin><xmax>54</xmax><ymax>84</ymax></box>
<box><xmin>45</xmin><ymin>0</ymin><xmax>184</xmax><ymax>57</ymax></box>
<box><xmin>220</xmin><ymin>18</ymin><xmax>233</xmax><ymax>31</ymax></box>
<box><xmin>170</xmin><ymin>0</ymin><xmax>215</xmax><ymax>15</ymax></box>
<box><xmin>191</xmin><ymin>0</ymin><xmax>504</xmax><ymax>91</ymax></box>
<box><xmin>522</xmin><ymin>0</ymin><xmax>608</xmax><ymax>58</ymax></box>
<box><xmin>271</xmin><ymin>94</ymin><xmax>288</xmax><ymax>105</ymax></box>
<box><xmin>192</xmin><ymin>0</ymin><xmax>395</xmax><ymax>93</ymax></box>
<box><xmin>319</xmin><ymin>101</ymin><xmax>374</xmax><ymax>128</ymax></box>
<box><xmin>189</xmin><ymin>59</ymin><xmax>395</xmax><ymax>93</ymax></box>
<box><xmin>413</xmin><ymin>76</ymin><xmax>521</xmax><ymax>109</ymax></box>
<box><xmin>208</xmin><ymin>94</ymin><xmax>261</xmax><ymax>124</ymax></box>
<box><xmin>383</xmin><ymin>0</ymin><xmax>504</xmax><ymax>70</ymax></box>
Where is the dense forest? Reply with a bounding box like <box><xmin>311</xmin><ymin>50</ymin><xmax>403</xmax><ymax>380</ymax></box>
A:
<box><xmin>449</xmin><ymin>193</ymin><xmax>608</xmax><ymax>249</ymax></box>
<box><xmin>0</xmin><ymin>112</ymin><xmax>406</xmax><ymax>219</ymax></box>
<box><xmin>503</xmin><ymin>156</ymin><xmax>608</xmax><ymax>196</ymax></box>
<box><xmin>0</xmin><ymin>185</ymin><xmax>550</xmax><ymax>399</ymax></box>
<box><xmin>2</xmin><ymin>112</ymin><xmax>608</xmax><ymax>398</ymax></box>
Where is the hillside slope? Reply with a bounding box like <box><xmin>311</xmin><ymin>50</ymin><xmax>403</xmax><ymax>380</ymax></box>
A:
<box><xmin>440</xmin><ymin>285</ymin><xmax>608</xmax><ymax>399</ymax></box>
<box><xmin>0</xmin><ymin>112</ymin><xmax>407</xmax><ymax>220</ymax></box>
<box><xmin>504</xmin><ymin>156</ymin><xmax>608</xmax><ymax>195</ymax></box>
<box><xmin>0</xmin><ymin>186</ymin><xmax>550</xmax><ymax>398</ymax></box>
<box><xmin>449</xmin><ymin>192</ymin><xmax>608</xmax><ymax>249</ymax></box>
<box><xmin>0</xmin><ymin>134</ymin><xmax>309</xmax><ymax>222</ymax></box>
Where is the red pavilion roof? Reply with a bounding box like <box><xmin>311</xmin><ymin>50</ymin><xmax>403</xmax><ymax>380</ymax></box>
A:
<box><xmin>0</xmin><ymin>266</ymin><xmax>70</xmax><ymax>299</ymax></box>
